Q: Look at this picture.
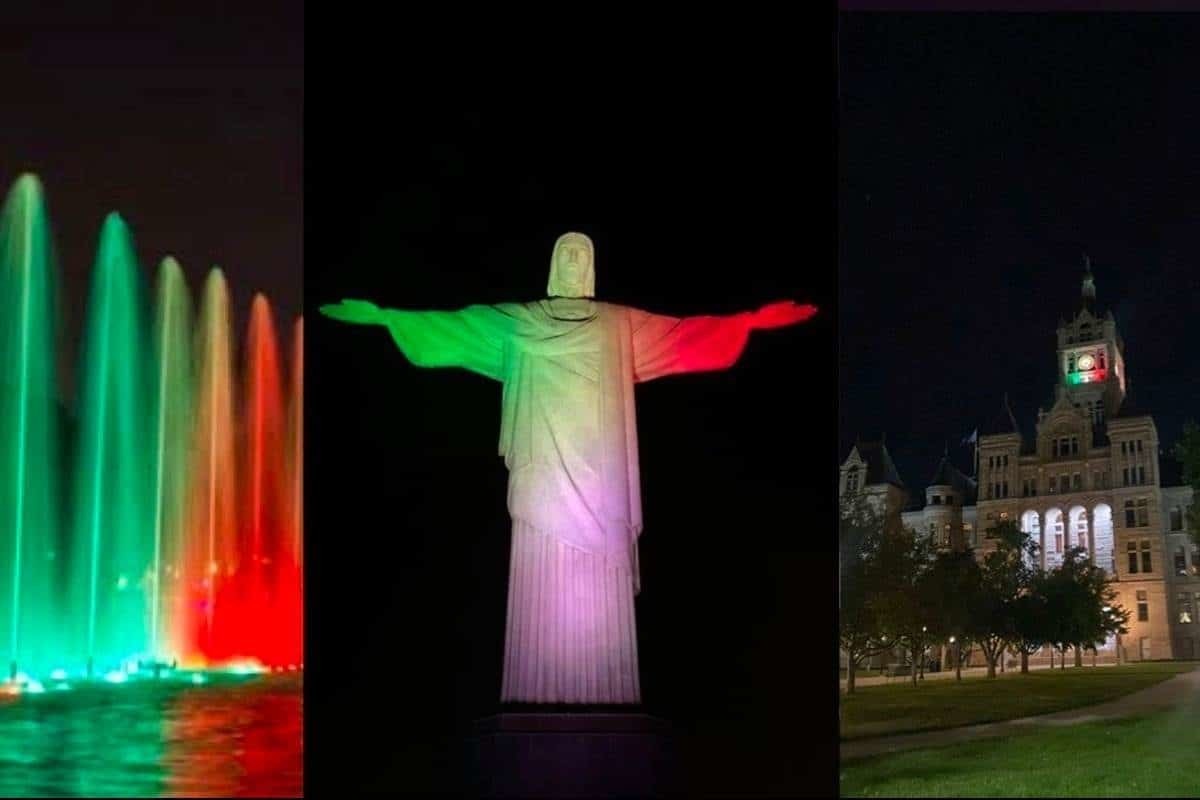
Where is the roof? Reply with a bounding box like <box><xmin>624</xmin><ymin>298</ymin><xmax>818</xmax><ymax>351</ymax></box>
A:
<box><xmin>928</xmin><ymin>453</ymin><xmax>978</xmax><ymax>505</ymax></box>
<box><xmin>850</xmin><ymin>438</ymin><xmax>906</xmax><ymax>490</ymax></box>
<box><xmin>980</xmin><ymin>396</ymin><xmax>1022</xmax><ymax>438</ymax></box>
<box><xmin>1113</xmin><ymin>394</ymin><xmax>1152</xmax><ymax>421</ymax></box>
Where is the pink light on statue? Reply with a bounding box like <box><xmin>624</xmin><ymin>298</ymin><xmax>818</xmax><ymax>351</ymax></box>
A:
<box><xmin>321</xmin><ymin>232</ymin><xmax>816</xmax><ymax>704</ymax></box>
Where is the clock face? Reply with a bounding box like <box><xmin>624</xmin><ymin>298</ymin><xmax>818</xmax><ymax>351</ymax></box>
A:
<box><xmin>1077</xmin><ymin>354</ymin><xmax>1095</xmax><ymax>371</ymax></box>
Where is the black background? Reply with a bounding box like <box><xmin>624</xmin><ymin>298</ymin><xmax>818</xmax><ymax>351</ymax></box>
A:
<box><xmin>305</xmin><ymin>19</ymin><xmax>837</xmax><ymax>800</ymax></box>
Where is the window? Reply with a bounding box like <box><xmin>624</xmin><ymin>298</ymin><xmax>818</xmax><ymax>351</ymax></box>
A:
<box><xmin>1137</xmin><ymin>439</ymin><xmax>1143</xmax><ymax>453</ymax></box>
<box><xmin>1193</xmin><ymin>546</ymin><xmax>1200</xmax><ymax>577</ymax></box>
<box><xmin>846</xmin><ymin>469</ymin><xmax>859</xmax><ymax>493</ymax></box>
<box><xmin>1048</xmin><ymin>477</ymin><xmax>1056</xmax><ymax>494</ymax></box>
<box><xmin>1179</xmin><ymin>592</ymin><xmax>1193</xmax><ymax>625</ymax></box>
<box><xmin>1128</xmin><ymin>541</ymin><xmax>1139</xmax><ymax>574</ymax></box>
<box><xmin>1138</xmin><ymin>466</ymin><xmax>1146</xmax><ymax>485</ymax></box>
<box><xmin>1137</xmin><ymin>499</ymin><xmax>1149</xmax><ymax>527</ymax></box>
<box><xmin>1123</xmin><ymin>468</ymin><xmax>1130</xmax><ymax>487</ymax></box>
<box><xmin>1071</xmin><ymin>437</ymin><xmax>1079</xmax><ymax>456</ymax></box>
<box><xmin>1002</xmin><ymin>481</ymin><xmax>1009</xmax><ymax>498</ymax></box>
<box><xmin>1141</xmin><ymin>540</ymin><xmax>1152</xmax><ymax>573</ymax></box>
<box><xmin>1098</xmin><ymin>351</ymin><xmax>1106</xmax><ymax>369</ymax></box>
<box><xmin>1176</xmin><ymin>546</ymin><xmax>1188</xmax><ymax>577</ymax></box>
<box><xmin>1137</xmin><ymin>590</ymin><xmax>1149</xmax><ymax>622</ymax></box>
<box><xmin>987</xmin><ymin>484</ymin><xmax>993</xmax><ymax>500</ymax></box>
<box><xmin>1003</xmin><ymin>454</ymin><xmax>1009</xmax><ymax>467</ymax></box>
<box><xmin>1170</xmin><ymin>507</ymin><xmax>1184</xmax><ymax>531</ymax></box>
<box><xmin>1073</xmin><ymin>473</ymin><xmax>1082</xmax><ymax>491</ymax></box>
<box><xmin>1121</xmin><ymin>441</ymin><xmax>1127</xmax><ymax>455</ymax></box>
<box><xmin>932</xmin><ymin>495</ymin><xmax>942</xmax><ymax>505</ymax></box>
<box><xmin>1060</xmin><ymin>475</ymin><xmax>1070</xmax><ymax>494</ymax></box>
<box><xmin>1052</xmin><ymin>440</ymin><xmax>1059</xmax><ymax>458</ymax></box>
<box><xmin>1125</xmin><ymin>500</ymin><xmax>1136</xmax><ymax>527</ymax></box>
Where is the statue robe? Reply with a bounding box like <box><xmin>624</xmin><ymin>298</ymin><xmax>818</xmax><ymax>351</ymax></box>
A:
<box><xmin>379</xmin><ymin>298</ymin><xmax>752</xmax><ymax>703</ymax></box>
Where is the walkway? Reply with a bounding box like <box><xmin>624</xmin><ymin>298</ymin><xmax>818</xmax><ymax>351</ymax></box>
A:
<box><xmin>841</xmin><ymin>659</ymin><xmax>1116</xmax><ymax>689</ymax></box>
<box><xmin>840</xmin><ymin>665</ymin><xmax>1200</xmax><ymax>761</ymax></box>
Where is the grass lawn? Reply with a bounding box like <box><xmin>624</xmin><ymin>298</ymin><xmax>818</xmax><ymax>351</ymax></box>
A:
<box><xmin>841</xmin><ymin>662</ymin><xmax>1196</xmax><ymax>740</ymax></box>
<box><xmin>840</xmin><ymin>702</ymin><xmax>1200</xmax><ymax>797</ymax></box>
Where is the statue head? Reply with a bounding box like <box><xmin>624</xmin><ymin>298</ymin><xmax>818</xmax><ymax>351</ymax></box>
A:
<box><xmin>547</xmin><ymin>232</ymin><xmax>595</xmax><ymax>298</ymax></box>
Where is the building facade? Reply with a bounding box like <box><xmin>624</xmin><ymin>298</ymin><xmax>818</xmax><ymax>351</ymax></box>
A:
<box><xmin>841</xmin><ymin>263</ymin><xmax>1196</xmax><ymax>662</ymax></box>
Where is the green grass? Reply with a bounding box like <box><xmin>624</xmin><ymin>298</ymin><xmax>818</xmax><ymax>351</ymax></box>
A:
<box><xmin>841</xmin><ymin>662</ymin><xmax>1195</xmax><ymax>740</ymax></box>
<box><xmin>840</xmin><ymin>703</ymin><xmax>1200</xmax><ymax>797</ymax></box>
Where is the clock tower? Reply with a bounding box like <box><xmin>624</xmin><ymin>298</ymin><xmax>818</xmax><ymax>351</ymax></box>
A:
<box><xmin>1055</xmin><ymin>256</ymin><xmax>1127</xmax><ymax>427</ymax></box>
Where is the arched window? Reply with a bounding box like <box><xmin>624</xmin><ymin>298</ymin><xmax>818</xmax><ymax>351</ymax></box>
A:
<box><xmin>1093</xmin><ymin>504</ymin><xmax>1114</xmax><ymax>575</ymax></box>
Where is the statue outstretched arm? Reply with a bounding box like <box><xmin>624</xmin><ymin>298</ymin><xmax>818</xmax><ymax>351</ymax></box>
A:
<box><xmin>320</xmin><ymin>298</ymin><xmax>518</xmax><ymax>381</ymax></box>
<box><xmin>631</xmin><ymin>300</ymin><xmax>817</xmax><ymax>383</ymax></box>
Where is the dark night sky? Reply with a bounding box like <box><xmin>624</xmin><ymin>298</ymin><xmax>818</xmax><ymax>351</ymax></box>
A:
<box><xmin>3</xmin><ymin>14</ymin><xmax>302</xmax><ymax>404</ymax></box>
<box><xmin>839</xmin><ymin>13</ymin><xmax>1200</xmax><ymax>497</ymax></box>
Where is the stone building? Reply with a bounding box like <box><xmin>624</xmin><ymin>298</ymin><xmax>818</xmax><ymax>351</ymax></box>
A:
<box><xmin>841</xmin><ymin>261</ymin><xmax>1196</xmax><ymax>662</ymax></box>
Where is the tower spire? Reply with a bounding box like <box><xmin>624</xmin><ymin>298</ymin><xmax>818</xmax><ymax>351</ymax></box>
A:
<box><xmin>1081</xmin><ymin>253</ymin><xmax>1096</xmax><ymax>307</ymax></box>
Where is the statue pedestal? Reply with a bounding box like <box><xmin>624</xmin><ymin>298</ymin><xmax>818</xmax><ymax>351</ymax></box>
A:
<box><xmin>466</xmin><ymin>712</ymin><xmax>678</xmax><ymax>798</ymax></box>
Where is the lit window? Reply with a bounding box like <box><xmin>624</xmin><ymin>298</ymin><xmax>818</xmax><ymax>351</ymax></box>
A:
<box><xmin>1141</xmin><ymin>539</ymin><xmax>1152</xmax><ymax>573</ymax></box>
<box><xmin>1125</xmin><ymin>500</ymin><xmax>1136</xmax><ymax>527</ymax></box>
<box><xmin>1137</xmin><ymin>590</ymin><xmax>1149</xmax><ymax>622</ymax></box>
<box><xmin>1179</xmin><ymin>592</ymin><xmax>1193</xmax><ymax>625</ymax></box>
<box><xmin>1137</xmin><ymin>499</ymin><xmax>1149</xmax><ymax>527</ymax></box>
<box><xmin>1176</xmin><ymin>546</ymin><xmax>1188</xmax><ymax>577</ymax></box>
<box><xmin>1128</xmin><ymin>541</ymin><xmax>1139</xmax><ymax>574</ymax></box>
<box><xmin>1073</xmin><ymin>473</ymin><xmax>1082</xmax><ymax>491</ymax></box>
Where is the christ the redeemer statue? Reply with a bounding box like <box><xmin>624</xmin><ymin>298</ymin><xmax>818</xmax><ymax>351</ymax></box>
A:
<box><xmin>321</xmin><ymin>233</ymin><xmax>816</xmax><ymax>704</ymax></box>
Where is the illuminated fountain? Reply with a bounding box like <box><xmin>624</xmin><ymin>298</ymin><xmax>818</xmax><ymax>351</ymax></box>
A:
<box><xmin>0</xmin><ymin>175</ymin><xmax>63</xmax><ymax>684</ymax></box>
<box><xmin>0</xmin><ymin>174</ymin><xmax>302</xmax><ymax>691</ymax></box>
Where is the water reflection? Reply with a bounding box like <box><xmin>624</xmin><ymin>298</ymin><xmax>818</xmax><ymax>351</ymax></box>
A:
<box><xmin>0</xmin><ymin>674</ymin><xmax>301</xmax><ymax>797</ymax></box>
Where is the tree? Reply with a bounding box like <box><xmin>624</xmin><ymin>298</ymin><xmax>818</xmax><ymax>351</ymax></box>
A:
<box><xmin>970</xmin><ymin>519</ymin><xmax>1034</xmax><ymax>678</ymax></box>
<box><xmin>1040</xmin><ymin>547</ymin><xmax>1128</xmax><ymax>668</ymax></box>
<box><xmin>921</xmin><ymin>548</ymin><xmax>981</xmax><ymax>680</ymax></box>
<box><xmin>872</xmin><ymin>518</ymin><xmax>934</xmax><ymax>687</ymax></box>
<box><xmin>1010</xmin><ymin>586</ymin><xmax>1048</xmax><ymax>673</ymax></box>
<box><xmin>1009</xmin><ymin>554</ymin><xmax>1050</xmax><ymax>675</ymax></box>
<box><xmin>839</xmin><ymin>493</ymin><xmax>890</xmax><ymax>694</ymax></box>
<box><xmin>1174</xmin><ymin>420</ymin><xmax>1200</xmax><ymax>548</ymax></box>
